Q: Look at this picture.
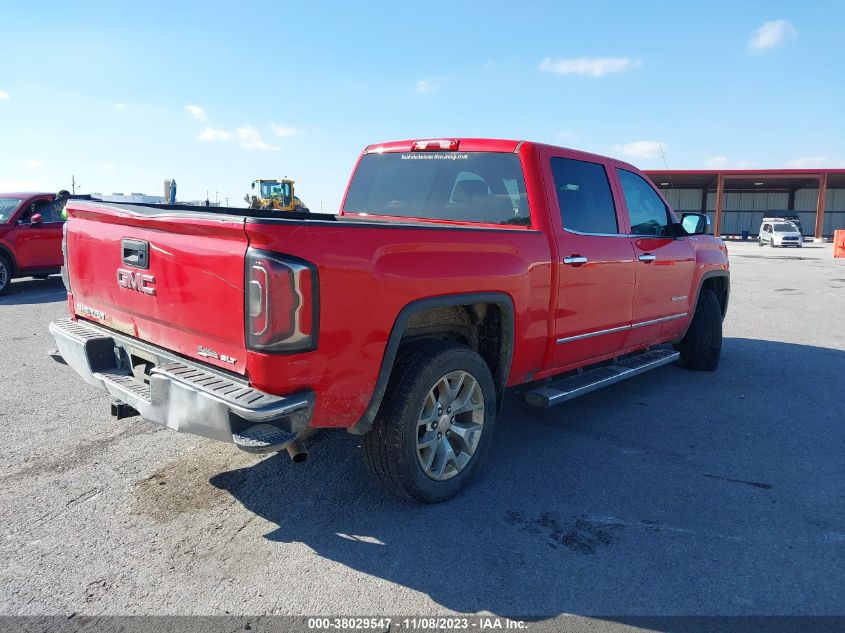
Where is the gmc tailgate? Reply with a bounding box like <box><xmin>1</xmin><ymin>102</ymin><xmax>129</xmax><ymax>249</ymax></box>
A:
<box><xmin>64</xmin><ymin>201</ymin><xmax>249</xmax><ymax>373</ymax></box>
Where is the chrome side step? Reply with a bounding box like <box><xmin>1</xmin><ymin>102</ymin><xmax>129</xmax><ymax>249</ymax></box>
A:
<box><xmin>525</xmin><ymin>348</ymin><xmax>680</xmax><ymax>408</ymax></box>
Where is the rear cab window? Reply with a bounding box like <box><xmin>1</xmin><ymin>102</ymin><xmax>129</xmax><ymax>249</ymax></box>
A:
<box><xmin>343</xmin><ymin>152</ymin><xmax>530</xmax><ymax>226</ymax></box>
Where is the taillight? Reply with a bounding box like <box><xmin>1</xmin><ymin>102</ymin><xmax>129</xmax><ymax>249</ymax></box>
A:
<box><xmin>245</xmin><ymin>249</ymin><xmax>318</xmax><ymax>353</ymax></box>
<box><xmin>411</xmin><ymin>139</ymin><xmax>459</xmax><ymax>151</ymax></box>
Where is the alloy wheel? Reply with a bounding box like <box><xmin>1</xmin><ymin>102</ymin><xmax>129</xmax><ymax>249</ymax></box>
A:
<box><xmin>415</xmin><ymin>370</ymin><xmax>485</xmax><ymax>481</ymax></box>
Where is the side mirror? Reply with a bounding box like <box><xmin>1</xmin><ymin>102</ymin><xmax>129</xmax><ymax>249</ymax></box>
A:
<box><xmin>30</xmin><ymin>213</ymin><xmax>43</xmax><ymax>226</ymax></box>
<box><xmin>250</xmin><ymin>182</ymin><xmax>255</xmax><ymax>189</ymax></box>
<box><xmin>681</xmin><ymin>213</ymin><xmax>709</xmax><ymax>235</ymax></box>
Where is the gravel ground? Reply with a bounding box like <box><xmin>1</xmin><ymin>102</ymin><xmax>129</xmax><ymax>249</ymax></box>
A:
<box><xmin>0</xmin><ymin>241</ymin><xmax>843</xmax><ymax>618</ymax></box>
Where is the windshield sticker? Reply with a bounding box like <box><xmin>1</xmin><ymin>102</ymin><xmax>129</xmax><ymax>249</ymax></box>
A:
<box><xmin>400</xmin><ymin>153</ymin><xmax>469</xmax><ymax>161</ymax></box>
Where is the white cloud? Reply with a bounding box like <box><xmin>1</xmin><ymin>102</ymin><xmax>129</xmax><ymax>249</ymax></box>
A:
<box><xmin>25</xmin><ymin>159</ymin><xmax>43</xmax><ymax>168</ymax></box>
<box><xmin>539</xmin><ymin>57</ymin><xmax>641</xmax><ymax>77</ymax></box>
<box><xmin>0</xmin><ymin>90</ymin><xmax>11</xmax><ymax>101</ymax></box>
<box><xmin>749</xmin><ymin>19</ymin><xmax>797</xmax><ymax>52</ymax></box>
<box><xmin>237</xmin><ymin>126</ymin><xmax>280</xmax><ymax>151</ymax></box>
<box><xmin>612</xmin><ymin>140</ymin><xmax>666</xmax><ymax>160</ymax></box>
<box><xmin>416</xmin><ymin>76</ymin><xmax>448</xmax><ymax>93</ymax></box>
<box><xmin>704</xmin><ymin>156</ymin><xmax>757</xmax><ymax>169</ymax></box>
<box><xmin>784</xmin><ymin>156</ymin><xmax>829</xmax><ymax>168</ymax></box>
<box><xmin>186</xmin><ymin>104</ymin><xmax>208</xmax><ymax>122</ymax></box>
<box><xmin>197</xmin><ymin>127</ymin><xmax>232</xmax><ymax>141</ymax></box>
<box><xmin>197</xmin><ymin>123</ymin><xmax>281</xmax><ymax>150</ymax></box>
<box><xmin>113</xmin><ymin>102</ymin><xmax>127</xmax><ymax>111</ymax></box>
<box><xmin>271</xmin><ymin>124</ymin><xmax>302</xmax><ymax>137</ymax></box>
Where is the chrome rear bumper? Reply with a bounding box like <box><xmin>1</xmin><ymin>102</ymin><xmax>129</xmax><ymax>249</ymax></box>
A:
<box><xmin>49</xmin><ymin>318</ymin><xmax>313</xmax><ymax>451</ymax></box>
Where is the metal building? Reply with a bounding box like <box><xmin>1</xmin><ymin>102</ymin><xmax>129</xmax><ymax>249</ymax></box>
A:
<box><xmin>645</xmin><ymin>169</ymin><xmax>845</xmax><ymax>240</ymax></box>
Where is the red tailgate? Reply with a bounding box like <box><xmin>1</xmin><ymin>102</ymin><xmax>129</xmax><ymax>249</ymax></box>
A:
<box><xmin>66</xmin><ymin>202</ymin><xmax>249</xmax><ymax>374</ymax></box>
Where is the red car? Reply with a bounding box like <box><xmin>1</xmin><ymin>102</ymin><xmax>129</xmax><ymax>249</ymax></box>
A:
<box><xmin>50</xmin><ymin>138</ymin><xmax>729</xmax><ymax>502</ymax></box>
<box><xmin>0</xmin><ymin>192</ymin><xmax>65</xmax><ymax>294</ymax></box>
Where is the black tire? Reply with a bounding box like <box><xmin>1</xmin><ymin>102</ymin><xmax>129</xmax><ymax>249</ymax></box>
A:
<box><xmin>770</xmin><ymin>240</ymin><xmax>776</xmax><ymax>248</ymax></box>
<box><xmin>0</xmin><ymin>255</ymin><xmax>11</xmax><ymax>295</ymax></box>
<box><xmin>674</xmin><ymin>288</ymin><xmax>722</xmax><ymax>371</ymax></box>
<box><xmin>363</xmin><ymin>340</ymin><xmax>497</xmax><ymax>503</ymax></box>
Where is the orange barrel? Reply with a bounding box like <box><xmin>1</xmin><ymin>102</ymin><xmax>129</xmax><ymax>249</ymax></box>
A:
<box><xmin>835</xmin><ymin>230</ymin><xmax>845</xmax><ymax>258</ymax></box>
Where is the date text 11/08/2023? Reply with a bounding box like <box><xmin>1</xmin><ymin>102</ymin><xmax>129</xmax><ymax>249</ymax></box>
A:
<box><xmin>306</xmin><ymin>617</ymin><xmax>528</xmax><ymax>630</ymax></box>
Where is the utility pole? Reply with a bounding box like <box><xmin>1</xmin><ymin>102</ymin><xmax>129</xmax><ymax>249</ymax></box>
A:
<box><xmin>71</xmin><ymin>175</ymin><xmax>77</xmax><ymax>194</ymax></box>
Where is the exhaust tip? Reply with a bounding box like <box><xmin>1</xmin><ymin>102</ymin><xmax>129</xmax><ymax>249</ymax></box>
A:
<box><xmin>287</xmin><ymin>439</ymin><xmax>309</xmax><ymax>463</ymax></box>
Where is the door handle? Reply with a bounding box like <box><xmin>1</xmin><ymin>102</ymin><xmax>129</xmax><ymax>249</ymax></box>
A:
<box><xmin>563</xmin><ymin>255</ymin><xmax>588</xmax><ymax>266</ymax></box>
<box><xmin>638</xmin><ymin>253</ymin><xmax>657</xmax><ymax>263</ymax></box>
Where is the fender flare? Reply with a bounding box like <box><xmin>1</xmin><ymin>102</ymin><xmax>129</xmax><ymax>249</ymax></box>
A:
<box><xmin>348</xmin><ymin>292</ymin><xmax>515</xmax><ymax>435</ymax></box>
<box><xmin>676</xmin><ymin>270</ymin><xmax>730</xmax><ymax>342</ymax></box>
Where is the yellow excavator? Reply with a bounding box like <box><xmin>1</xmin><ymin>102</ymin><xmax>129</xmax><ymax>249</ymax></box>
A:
<box><xmin>244</xmin><ymin>178</ymin><xmax>309</xmax><ymax>212</ymax></box>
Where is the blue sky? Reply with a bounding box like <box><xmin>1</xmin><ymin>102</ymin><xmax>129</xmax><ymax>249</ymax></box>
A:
<box><xmin>1</xmin><ymin>1</ymin><xmax>843</xmax><ymax>211</ymax></box>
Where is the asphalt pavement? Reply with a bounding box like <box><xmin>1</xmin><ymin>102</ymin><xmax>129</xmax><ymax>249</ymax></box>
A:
<box><xmin>0</xmin><ymin>241</ymin><xmax>842</xmax><ymax>619</ymax></box>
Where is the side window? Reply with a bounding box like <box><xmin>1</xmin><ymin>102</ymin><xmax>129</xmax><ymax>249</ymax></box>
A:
<box><xmin>617</xmin><ymin>168</ymin><xmax>671</xmax><ymax>236</ymax></box>
<box><xmin>28</xmin><ymin>199</ymin><xmax>58</xmax><ymax>222</ymax></box>
<box><xmin>550</xmin><ymin>157</ymin><xmax>618</xmax><ymax>234</ymax></box>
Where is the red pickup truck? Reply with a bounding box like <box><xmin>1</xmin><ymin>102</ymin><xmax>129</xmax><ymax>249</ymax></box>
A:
<box><xmin>0</xmin><ymin>192</ymin><xmax>65</xmax><ymax>294</ymax></box>
<box><xmin>50</xmin><ymin>138</ymin><xmax>729</xmax><ymax>502</ymax></box>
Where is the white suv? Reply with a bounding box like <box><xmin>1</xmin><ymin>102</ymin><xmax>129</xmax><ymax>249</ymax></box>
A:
<box><xmin>759</xmin><ymin>220</ymin><xmax>803</xmax><ymax>248</ymax></box>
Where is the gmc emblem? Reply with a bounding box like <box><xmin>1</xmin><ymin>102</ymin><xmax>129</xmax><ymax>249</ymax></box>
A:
<box><xmin>117</xmin><ymin>268</ymin><xmax>156</xmax><ymax>295</ymax></box>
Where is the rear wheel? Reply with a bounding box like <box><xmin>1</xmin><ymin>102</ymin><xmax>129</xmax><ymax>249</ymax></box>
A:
<box><xmin>363</xmin><ymin>340</ymin><xmax>497</xmax><ymax>503</ymax></box>
<box><xmin>0</xmin><ymin>255</ymin><xmax>11</xmax><ymax>295</ymax></box>
<box><xmin>675</xmin><ymin>288</ymin><xmax>722</xmax><ymax>371</ymax></box>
